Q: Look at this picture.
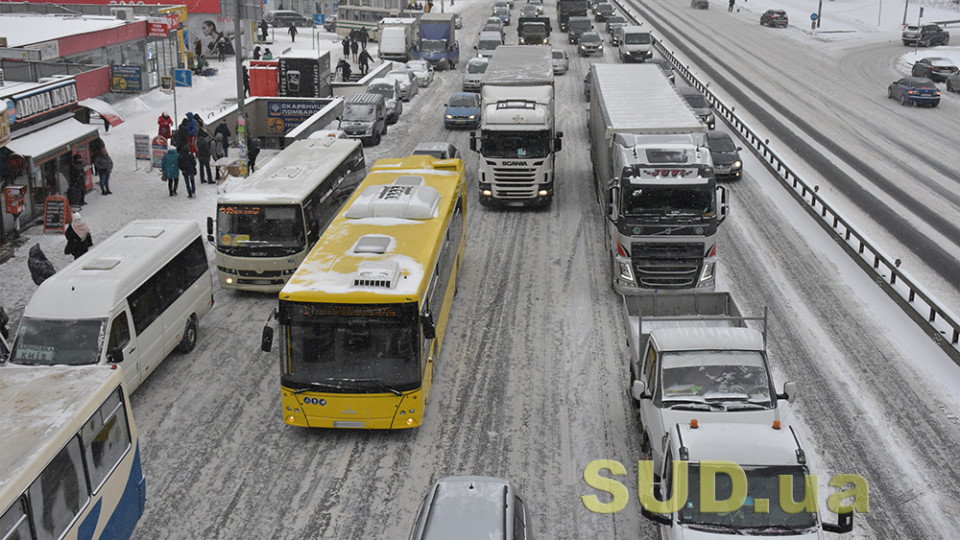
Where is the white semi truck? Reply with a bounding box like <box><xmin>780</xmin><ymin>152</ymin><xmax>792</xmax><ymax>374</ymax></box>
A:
<box><xmin>589</xmin><ymin>63</ymin><xmax>728</xmax><ymax>293</ymax></box>
<box><xmin>623</xmin><ymin>292</ymin><xmax>797</xmax><ymax>474</ymax></box>
<box><xmin>469</xmin><ymin>46</ymin><xmax>563</xmax><ymax>208</ymax></box>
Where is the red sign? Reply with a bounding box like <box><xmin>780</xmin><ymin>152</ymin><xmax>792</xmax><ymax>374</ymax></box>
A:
<box><xmin>152</xmin><ymin>136</ymin><xmax>168</xmax><ymax>168</ymax></box>
<box><xmin>43</xmin><ymin>195</ymin><xmax>70</xmax><ymax>234</ymax></box>
<box><xmin>148</xmin><ymin>14</ymin><xmax>180</xmax><ymax>38</ymax></box>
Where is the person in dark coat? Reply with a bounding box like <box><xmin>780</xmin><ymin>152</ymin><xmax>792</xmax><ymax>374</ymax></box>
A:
<box><xmin>247</xmin><ymin>136</ymin><xmax>260</xmax><ymax>174</ymax></box>
<box><xmin>259</xmin><ymin>19</ymin><xmax>269</xmax><ymax>42</ymax></box>
<box><xmin>243</xmin><ymin>66</ymin><xmax>250</xmax><ymax>97</ymax></box>
<box><xmin>177</xmin><ymin>146</ymin><xmax>198</xmax><ymax>198</ymax></box>
<box><xmin>350</xmin><ymin>38</ymin><xmax>359</xmax><ymax>63</ymax></box>
<box><xmin>359</xmin><ymin>27</ymin><xmax>369</xmax><ymax>49</ymax></box>
<box><xmin>158</xmin><ymin>112</ymin><xmax>173</xmax><ymax>139</ymax></box>
<box><xmin>186</xmin><ymin>112</ymin><xmax>199</xmax><ymax>155</ymax></box>
<box><xmin>172</xmin><ymin>118</ymin><xmax>189</xmax><ymax>150</ymax></box>
<box><xmin>194</xmin><ymin>38</ymin><xmax>202</xmax><ymax>59</ymax></box>
<box><xmin>288</xmin><ymin>24</ymin><xmax>298</xmax><ymax>42</ymax></box>
<box><xmin>342</xmin><ymin>37</ymin><xmax>351</xmax><ymax>59</ymax></box>
<box><xmin>28</xmin><ymin>244</ymin><xmax>56</xmax><ymax>285</ymax></box>
<box><xmin>64</xmin><ymin>212</ymin><xmax>93</xmax><ymax>260</ymax></box>
<box><xmin>337</xmin><ymin>58</ymin><xmax>352</xmax><ymax>81</ymax></box>
<box><xmin>68</xmin><ymin>154</ymin><xmax>86</xmax><ymax>207</ymax></box>
<box><xmin>253</xmin><ymin>46</ymin><xmax>261</xmax><ymax>60</ymax></box>
<box><xmin>160</xmin><ymin>147</ymin><xmax>180</xmax><ymax>195</ymax></box>
<box><xmin>215</xmin><ymin>121</ymin><xmax>231</xmax><ymax>157</ymax></box>
<box><xmin>358</xmin><ymin>49</ymin><xmax>372</xmax><ymax>75</ymax></box>
<box><xmin>212</xmin><ymin>133</ymin><xmax>225</xmax><ymax>181</ymax></box>
<box><xmin>197</xmin><ymin>131</ymin><xmax>213</xmax><ymax>184</ymax></box>
<box><xmin>93</xmin><ymin>147</ymin><xmax>113</xmax><ymax>195</ymax></box>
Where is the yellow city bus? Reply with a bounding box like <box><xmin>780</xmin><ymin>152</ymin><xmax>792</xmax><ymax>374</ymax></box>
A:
<box><xmin>262</xmin><ymin>154</ymin><xmax>466</xmax><ymax>429</ymax></box>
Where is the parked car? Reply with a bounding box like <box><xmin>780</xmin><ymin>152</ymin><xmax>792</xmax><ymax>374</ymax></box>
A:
<box><xmin>888</xmin><ymin>77</ymin><xmax>941</xmax><ymax>107</ymax></box>
<box><xmin>691</xmin><ymin>0</ymin><xmax>709</xmax><ymax>8</ymax></box>
<box><xmin>948</xmin><ymin>72</ymin><xmax>960</xmax><ymax>93</ymax></box>
<box><xmin>412</xmin><ymin>142</ymin><xmax>462</xmax><ymax>160</ymax></box>
<box><xmin>463</xmin><ymin>57</ymin><xmax>489</xmax><ymax>91</ymax></box>
<box><xmin>650</xmin><ymin>57</ymin><xmax>675</xmax><ymax>84</ymax></box>
<box><xmin>578</xmin><ymin>31</ymin><xmax>604</xmax><ymax>56</ymax></box>
<box><xmin>911</xmin><ymin>57</ymin><xmax>959</xmax><ymax>83</ymax></box>
<box><xmin>264</xmin><ymin>10</ymin><xmax>310</xmax><ymax>27</ymax></box>
<box><xmin>552</xmin><ymin>49</ymin><xmax>569</xmax><ymax>75</ymax></box>
<box><xmin>707</xmin><ymin>132</ymin><xmax>743</xmax><ymax>181</ymax></box>
<box><xmin>409</xmin><ymin>477</ymin><xmax>532</xmax><ymax>540</ymax></box>
<box><xmin>902</xmin><ymin>24</ymin><xmax>949</xmax><ymax>47</ymax></box>
<box><xmin>444</xmin><ymin>92</ymin><xmax>481</xmax><ymax>129</ymax></box>
<box><xmin>677</xmin><ymin>86</ymin><xmax>716</xmax><ymax>129</ymax></box>
<box><xmin>367</xmin><ymin>78</ymin><xmax>403</xmax><ymax>124</ymax></box>
<box><xmin>760</xmin><ymin>9</ymin><xmax>788</xmax><ymax>28</ymax></box>
<box><xmin>406</xmin><ymin>60</ymin><xmax>436</xmax><ymax>87</ymax></box>
<box><xmin>385</xmin><ymin>70</ymin><xmax>419</xmax><ymax>101</ymax></box>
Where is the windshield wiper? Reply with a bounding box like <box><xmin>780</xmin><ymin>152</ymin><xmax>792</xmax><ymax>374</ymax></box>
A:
<box><xmin>342</xmin><ymin>378</ymin><xmax>402</xmax><ymax>396</ymax></box>
<box><xmin>290</xmin><ymin>379</ymin><xmax>347</xmax><ymax>394</ymax></box>
<box><xmin>662</xmin><ymin>398</ymin><xmax>717</xmax><ymax>411</ymax></box>
<box><xmin>685</xmin><ymin>522</ymin><xmax>743</xmax><ymax>534</ymax></box>
<box><xmin>739</xmin><ymin>525</ymin><xmax>818</xmax><ymax>536</ymax></box>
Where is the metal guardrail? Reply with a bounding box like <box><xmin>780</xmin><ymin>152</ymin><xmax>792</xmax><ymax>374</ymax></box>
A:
<box><xmin>611</xmin><ymin>0</ymin><xmax>960</xmax><ymax>362</ymax></box>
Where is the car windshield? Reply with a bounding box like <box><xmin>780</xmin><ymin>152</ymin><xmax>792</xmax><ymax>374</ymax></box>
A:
<box><xmin>659</xmin><ymin>350</ymin><xmax>772</xmax><ymax>406</ymax></box>
<box><xmin>582</xmin><ymin>33</ymin><xmax>601</xmax><ymax>43</ymax></box>
<box><xmin>678</xmin><ymin>465</ymin><xmax>819</xmax><ymax>532</ymax></box>
<box><xmin>479</xmin><ymin>39</ymin><xmax>501</xmax><ymax>49</ymax></box>
<box><xmin>11</xmin><ymin>317</ymin><xmax>106</xmax><ymax>366</ymax></box>
<box><xmin>449</xmin><ymin>95</ymin><xmax>477</xmax><ymax>108</ymax></box>
<box><xmin>622</xmin><ymin>184</ymin><xmax>716</xmax><ymax>217</ymax></box>
<box><xmin>216</xmin><ymin>204</ymin><xmax>306</xmax><ymax>253</ymax></box>
<box><xmin>481</xmin><ymin>131</ymin><xmax>552</xmax><ymax>158</ymax></box>
<box><xmin>368</xmin><ymin>84</ymin><xmax>395</xmax><ymax>99</ymax></box>
<box><xmin>710</xmin><ymin>136</ymin><xmax>738</xmax><ymax>153</ymax></box>
<box><xmin>553</xmin><ymin>51</ymin><xmax>565</xmax><ymax>59</ymax></box>
<box><xmin>683</xmin><ymin>94</ymin><xmax>708</xmax><ymax>108</ymax></box>
<box><xmin>625</xmin><ymin>33</ymin><xmax>651</xmax><ymax>44</ymax></box>
<box><xmin>408</xmin><ymin>61</ymin><xmax>428</xmax><ymax>71</ymax></box>
<box><xmin>343</xmin><ymin>103</ymin><xmax>377</xmax><ymax>121</ymax></box>
<box><xmin>467</xmin><ymin>61</ymin><xmax>489</xmax><ymax>73</ymax></box>
<box><xmin>928</xmin><ymin>58</ymin><xmax>952</xmax><ymax>65</ymax></box>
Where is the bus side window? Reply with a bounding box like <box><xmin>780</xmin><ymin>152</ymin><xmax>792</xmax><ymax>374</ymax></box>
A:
<box><xmin>28</xmin><ymin>435</ymin><xmax>89</xmax><ymax>540</ymax></box>
<box><xmin>0</xmin><ymin>497</ymin><xmax>31</xmax><ymax>540</ymax></box>
<box><xmin>79</xmin><ymin>388</ymin><xmax>131</xmax><ymax>492</ymax></box>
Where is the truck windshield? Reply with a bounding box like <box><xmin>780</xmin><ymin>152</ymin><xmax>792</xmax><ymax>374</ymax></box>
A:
<box><xmin>679</xmin><ymin>465</ymin><xmax>819</xmax><ymax>532</ymax></box>
<box><xmin>624</xmin><ymin>33</ymin><xmax>651</xmax><ymax>44</ymax></box>
<box><xmin>659</xmin><ymin>350</ymin><xmax>772</xmax><ymax>406</ymax></box>
<box><xmin>343</xmin><ymin>103</ymin><xmax>377</xmax><ymax>122</ymax></box>
<box><xmin>622</xmin><ymin>184</ymin><xmax>716</xmax><ymax>217</ymax></box>
<box><xmin>282</xmin><ymin>302</ymin><xmax>421</xmax><ymax>393</ymax></box>
<box><xmin>481</xmin><ymin>131</ymin><xmax>551</xmax><ymax>158</ymax></box>
<box><xmin>10</xmin><ymin>317</ymin><xmax>105</xmax><ymax>366</ymax></box>
<box><xmin>216</xmin><ymin>204</ymin><xmax>306</xmax><ymax>256</ymax></box>
<box><xmin>421</xmin><ymin>39</ymin><xmax>446</xmax><ymax>51</ymax></box>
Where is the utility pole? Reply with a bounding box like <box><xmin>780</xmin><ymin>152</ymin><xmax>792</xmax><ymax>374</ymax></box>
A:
<box><xmin>234</xmin><ymin>0</ymin><xmax>246</xmax><ymax>125</ymax></box>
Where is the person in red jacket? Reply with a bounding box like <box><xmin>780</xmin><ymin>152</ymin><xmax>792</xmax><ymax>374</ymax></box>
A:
<box><xmin>158</xmin><ymin>112</ymin><xmax>173</xmax><ymax>139</ymax></box>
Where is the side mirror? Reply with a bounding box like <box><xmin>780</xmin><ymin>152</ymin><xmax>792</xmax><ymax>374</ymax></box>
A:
<box><xmin>206</xmin><ymin>216</ymin><xmax>214</xmax><ymax>235</ymax></box>
<box><xmin>717</xmin><ymin>185</ymin><xmax>729</xmax><ymax>223</ymax></box>
<box><xmin>422</xmin><ymin>312</ymin><xmax>437</xmax><ymax>340</ymax></box>
<box><xmin>779</xmin><ymin>381</ymin><xmax>798</xmax><ymax>403</ymax></box>
<box><xmin>632</xmin><ymin>379</ymin><xmax>649</xmax><ymax>400</ymax></box>
<box><xmin>469</xmin><ymin>132</ymin><xmax>478</xmax><ymax>152</ymax></box>
<box><xmin>640</xmin><ymin>506</ymin><xmax>671</xmax><ymax>525</ymax></box>
<box><xmin>554</xmin><ymin>136</ymin><xmax>562</xmax><ymax>152</ymax></box>
<box><xmin>822</xmin><ymin>511</ymin><xmax>854</xmax><ymax>533</ymax></box>
<box><xmin>107</xmin><ymin>347</ymin><xmax>124</xmax><ymax>364</ymax></box>
<box><xmin>261</xmin><ymin>325</ymin><xmax>274</xmax><ymax>352</ymax></box>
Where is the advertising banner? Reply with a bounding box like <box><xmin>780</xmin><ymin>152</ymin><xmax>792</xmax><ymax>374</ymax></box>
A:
<box><xmin>111</xmin><ymin>65</ymin><xmax>143</xmax><ymax>93</ymax></box>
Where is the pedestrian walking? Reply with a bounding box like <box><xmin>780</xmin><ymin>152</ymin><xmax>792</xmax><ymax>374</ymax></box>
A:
<box><xmin>342</xmin><ymin>37</ymin><xmax>351</xmax><ymax>59</ymax></box>
<box><xmin>186</xmin><ymin>112</ymin><xmax>199</xmax><ymax>155</ymax></box>
<box><xmin>260</xmin><ymin>19</ymin><xmax>269</xmax><ymax>42</ymax></box>
<box><xmin>215</xmin><ymin>121</ymin><xmax>231</xmax><ymax>157</ymax></box>
<box><xmin>178</xmin><ymin>146</ymin><xmax>198</xmax><ymax>198</ymax></box>
<box><xmin>247</xmin><ymin>136</ymin><xmax>260</xmax><ymax>174</ymax></box>
<box><xmin>358</xmin><ymin>49</ymin><xmax>371</xmax><ymax>75</ymax></box>
<box><xmin>28</xmin><ymin>244</ymin><xmax>56</xmax><ymax>285</ymax></box>
<box><xmin>198</xmin><ymin>131</ymin><xmax>213</xmax><ymax>184</ymax></box>
<box><xmin>350</xmin><ymin>39</ymin><xmax>359</xmax><ymax>63</ymax></box>
<box><xmin>262</xmin><ymin>48</ymin><xmax>274</xmax><ymax>60</ymax></box>
<box><xmin>173</xmin><ymin>118</ymin><xmax>189</xmax><ymax>150</ymax></box>
<box><xmin>359</xmin><ymin>27</ymin><xmax>369</xmax><ymax>49</ymax></box>
<box><xmin>212</xmin><ymin>133</ymin><xmax>225</xmax><ymax>182</ymax></box>
<box><xmin>158</xmin><ymin>112</ymin><xmax>173</xmax><ymax>139</ymax></box>
<box><xmin>337</xmin><ymin>58</ymin><xmax>352</xmax><ymax>81</ymax></box>
<box><xmin>216</xmin><ymin>36</ymin><xmax>227</xmax><ymax>62</ymax></box>
<box><xmin>728</xmin><ymin>0</ymin><xmax>734</xmax><ymax>10</ymax></box>
<box><xmin>64</xmin><ymin>212</ymin><xmax>93</xmax><ymax>260</ymax></box>
<box><xmin>160</xmin><ymin>147</ymin><xmax>180</xmax><ymax>196</ymax></box>
<box><xmin>68</xmin><ymin>154</ymin><xmax>86</xmax><ymax>208</ymax></box>
<box><xmin>93</xmin><ymin>147</ymin><xmax>113</xmax><ymax>195</ymax></box>
<box><xmin>288</xmin><ymin>24</ymin><xmax>298</xmax><ymax>42</ymax></box>
<box><xmin>253</xmin><ymin>45</ymin><xmax>261</xmax><ymax>60</ymax></box>
<box><xmin>243</xmin><ymin>66</ymin><xmax>250</xmax><ymax>97</ymax></box>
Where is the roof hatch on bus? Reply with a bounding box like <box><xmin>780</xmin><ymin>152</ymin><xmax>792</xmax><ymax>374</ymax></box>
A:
<box><xmin>345</xmin><ymin>176</ymin><xmax>441</xmax><ymax>219</ymax></box>
<box><xmin>124</xmin><ymin>225</ymin><xmax>165</xmax><ymax>238</ymax></box>
<box><xmin>82</xmin><ymin>258</ymin><xmax>121</xmax><ymax>271</ymax></box>
<box><xmin>353</xmin><ymin>260</ymin><xmax>401</xmax><ymax>288</ymax></box>
<box><xmin>273</xmin><ymin>166</ymin><xmax>305</xmax><ymax>180</ymax></box>
<box><xmin>353</xmin><ymin>234</ymin><xmax>392</xmax><ymax>254</ymax></box>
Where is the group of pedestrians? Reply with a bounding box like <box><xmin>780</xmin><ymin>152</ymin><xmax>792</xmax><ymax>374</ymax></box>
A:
<box><xmin>159</xmin><ymin>112</ymin><xmax>232</xmax><ymax>197</ymax></box>
<box><xmin>338</xmin><ymin>28</ymin><xmax>372</xmax><ymax>80</ymax></box>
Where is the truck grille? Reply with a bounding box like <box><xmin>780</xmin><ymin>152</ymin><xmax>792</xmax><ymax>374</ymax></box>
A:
<box><xmin>631</xmin><ymin>242</ymin><xmax>704</xmax><ymax>289</ymax></box>
<box><xmin>489</xmin><ymin>161</ymin><xmax>540</xmax><ymax>184</ymax></box>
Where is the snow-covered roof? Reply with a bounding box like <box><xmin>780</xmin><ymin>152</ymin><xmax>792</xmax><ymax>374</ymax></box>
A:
<box><xmin>652</xmin><ymin>326</ymin><xmax>765</xmax><ymax>352</ymax></box>
<box><xmin>484</xmin><ymin>45</ymin><xmax>554</xmax><ymax>85</ymax></box>
<box><xmin>592</xmin><ymin>63</ymin><xmax>704</xmax><ymax>135</ymax></box>
<box><xmin>0</xmin><ymin>14</ymin><xmax>132</xmax><ymax>48</ymax></box>
<box><xmin>674</xmin><ymin>422</ymin><xmax>804</xmax><ymax>465</ymax></box>
<box><xmin>6</xmin><ymin>118</ymin><xmax>99</xmax><ymax>159</ymax></box>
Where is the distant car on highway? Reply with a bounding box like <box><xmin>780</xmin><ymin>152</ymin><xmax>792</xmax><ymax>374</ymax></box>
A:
<box><xmin>521</xmin><ymin>4</ymin><xmax>539</xmax><ymax>17</ymax></box>
<box><xmin>412</xmin><ymin>142</ymin><xmax>462</xmax><ymax>160</ymax></box>
<box><xmin>650</xmin><ymin>58</ymin><xmax>675</xmax><ymax>84</ymax></box>
<box><xmin>578</xmin><ymin>31</ymin><xmax>604</xmax><ymax>56</ymax></box>
<box><xmin>454</xmin><ymin>13</ymin><xmax>463</xmax><ymax>29</ymax></box>
<box><xmin>462</xmin><ymin>57</ymin><xmax>489</xmax><ymax>91</ymax></box>
<box><xmin>760</xmin><ymin>9</ymin><xmax>788</xmax><ymax>28</ymax></box>
<box><xmin>552</xmin><ymin>49</ymin><xmax>569</xmax><ymax>75</ymax></box>
<box><xmin>707</xmin><ymin>132</ymin><xmax>743</xmax><ymax>181</ymax></box>
<box><xmin>887</xmin><ymin>77</ymin><xmax>941</xmax><ymax>107</ymax></box>
<box><xmin>605</xmin><ymin>16</ymin><xmax>627</xmax><ymax>37</ymax></box>
<box><xmin>902</xmin><ymin>24</ymin><xmax>949</xmax><ymax>47</ymax></box>
<box><xmin>691</xmin><ymin>0</ymin><xmax>709</xmax><ymax>9</ymax></box>
<box><xmin>677</xmin><ymin>86</ymin><xmax>716</xmax><ymax>129</ymax></box>
<box><xmin>911</xmin><ymin>57</ymin><xmax>958</xmax><ymax>83</ymax></box>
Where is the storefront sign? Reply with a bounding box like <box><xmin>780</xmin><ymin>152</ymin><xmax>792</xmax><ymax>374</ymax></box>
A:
<box><xmin>134</xmin><ymin>134</ymin><xmax>151</xmax><ymax>161</ymax></box>
<box><xmin>111</xmin><ymin>65</ymin><xmax>143</xmax><ymax>93</ymax></box>
<box><xmin>10</xmin><ymin>81</ymin><xmax>78</xmax><ymax>124</ymax></box>
<box><xmin>148</xmin><ymin>14</ymin><xmax>180</xmax><ymax>37</ymax></box>
<box><xmin>0</xmin><ymin>108</ymin><xmax>9</xmax><ymax>147</ymax></box>
<box><xmin>43</xmin><ymin>195</ymin><xmax>69</xmax><ymax>234</ymax></box>
<box><xmin>152</xmin><ymin>136</ymin><xmax>167</xmax><ymax>168</ymax></box>
<box><xmin>266</xmin><ymin>100</ymin><xmax>326</xmax><ymax>134</ymax></box>
<box><xmin>24</xmin><ymin>40</ymin><xmax>60</xmax><ymax>61</ymax></box>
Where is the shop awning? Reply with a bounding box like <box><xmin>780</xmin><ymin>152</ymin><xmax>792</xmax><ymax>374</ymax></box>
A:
<box><xmin>78</xmin><ymin>98</ymin><xmax>124</xmax><ymax>127</ymax></box>
<box><xmin>6</xmin><ymin>118</ymin><xmax>100</xmax><ymax>163</ymax></box>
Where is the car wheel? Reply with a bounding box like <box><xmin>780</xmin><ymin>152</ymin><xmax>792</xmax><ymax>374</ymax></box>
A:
<box><xmin>887</xmin><ymin>87</ymin><xmax>893</xmax><ymax>98</ymax></box>
<box><xmin>900</xmin><ymin>94</ymin><xmax>908</xmax><ymax>106</ymax></box>
<box><xmin>943</xmin><ymin>35</ymin><xmax>949</xmax><ymax>45</ymax></box>
<box><xmin>177</xmin><ymin>316</ymin><xmax>198</xmax><ymax>353</ymax></box>
<box><xmin>920</xmin><ymin>38</ymin><xmax>930</xmax><ymax>47</ymax></box>
<box><xmin>373</xmin><ymin>132</ymin><xmax>382</xmax><ymax>145</ymax></box>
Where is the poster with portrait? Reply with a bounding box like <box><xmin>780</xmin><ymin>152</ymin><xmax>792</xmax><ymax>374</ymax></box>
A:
<box><xmin>187</xmin><ymin>15</ymin><xmax>238</xmax><ymax>59</ymax></box>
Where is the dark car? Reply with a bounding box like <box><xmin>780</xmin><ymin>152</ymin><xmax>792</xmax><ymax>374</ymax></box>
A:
<box><xmin>902</xmin><ymin>24</ymin><xmax>949</xmax><ymax>47</ymax></box>
<box><xmin>887</xmin><ymin>77</ymin><xmax>940</xmax><ymax>107</ymax></box>
<box><xmin>605</xmin><ymin>15</ymin><xmax>627</xmax><ymax>35</ymax></box>
<box><xmin>264</xmin><ymin>10</ymin><xmax>310</xmax><ymax>27</ymax></box>
<box><xmin>322</xmin><ymin>16</ymin><xmax>337</xmax><ymax>32</ymax></box>
<box><xmin>650</xmin><ymin>58</ymin><xmax>675</xmax><ymax>84</ymax></box>
<box><xmin>454</xmin><ymin>13</ymin><xmax>463</xmax><ymax>29</ymax></box>
<box><xmin>691</xmin><ymin>0</ymin><xmax>708</xmax><ymax>8</ymax></box>
<box><xmin>760</xmin><ymin>10</ymin><xmax>788</xmax><ymax>28</ymax></box>
<box><xmin>444</xmin><ymin>92</ymin><xmax>481</xmax><ymax>129</ymax></box>
<box><xmin>584</xmin><ymin>72</ymin><xmax>592</xmax><ymax>102</ymax></box>
<box><xmin>578</xmin><ymin>32</ymin><xmax>604</xmax><ymax>56</ymax></box>
<box><xmin>911</xmin><ymin>57</ymin><xmax>959</xmax><ymax>83</ymax></box>
<box><xmin>594</xmin><ymin>3</ymin><xmax>616</xmax><ymax>22</ymax></box>
<box><xmin>707</xmin><ymin>132</ymin><xmax>743</xmax><ymax>181</ymax></box>
<box><xmin>948</xmin><ymin>72</ymin><xmax>960</xmax><ymax>93</ymax></box>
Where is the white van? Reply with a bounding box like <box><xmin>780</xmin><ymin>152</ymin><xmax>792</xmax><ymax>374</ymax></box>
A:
<box><xmin>5</xmin><ymin>220</ymin><xmax>214</xmax><ymax>393</ymax></box>
<box><xmin>618</xmin><ymin>25</ymin><xmax>653</xmax><ymax>62</ymax></box>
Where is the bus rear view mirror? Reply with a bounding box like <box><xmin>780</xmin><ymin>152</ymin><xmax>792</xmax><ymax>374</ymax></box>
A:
<box><xmin>422</xmin><ymin>312</ymin><xmax>437</xmax><ymax>340</ymax></box>
<box><xmin>261</xmin><ymin>325</ymin><xmax>274</xmax><ymax>352</ymax></box>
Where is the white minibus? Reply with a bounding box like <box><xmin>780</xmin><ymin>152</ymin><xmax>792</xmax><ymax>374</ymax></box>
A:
<box><xmin>5</xmin><ymin>219</ymin><xmax>214</xmax><ymax>393</ymax></box>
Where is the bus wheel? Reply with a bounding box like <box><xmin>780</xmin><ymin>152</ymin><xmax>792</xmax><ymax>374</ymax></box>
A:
<box><xmin>178</xmin><ymin>315</ymin><xmax>199</xmax><ymax>353</ymax></box>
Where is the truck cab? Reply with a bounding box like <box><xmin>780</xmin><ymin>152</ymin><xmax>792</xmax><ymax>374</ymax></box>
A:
<box><xmin>642</xmin><ymin>422</ymin><xmax>854</xmax><ymax>538</ymax></box>
<box><xmin>518</xmin><ymin>17</ymin><xmax>552</xmax><ymax>45</ymax></box>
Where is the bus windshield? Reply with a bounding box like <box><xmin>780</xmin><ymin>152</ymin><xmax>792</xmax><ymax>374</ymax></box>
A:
<box><xmin>481</xmin><ymin>131</ymin><xmax>551</xmax><ymax>158</ymax></box>
<box><xmin>282</xmin><ymin>302</ymin><xmax>421</xmax><ymax>392</ymax></box>
<box><xmin>216</xmin><ymin>204</ymin><xmax>305</xmax><ymax>255</ymax></box>
<box><xmin>11</xmin><ymin>317</ymin><xmax>105</xmax><ymax>366</ymax></box>
<box><xmin>621</xmin><ymin>184</ymin><xmax>716</xmax><ymax>217</ymax></box>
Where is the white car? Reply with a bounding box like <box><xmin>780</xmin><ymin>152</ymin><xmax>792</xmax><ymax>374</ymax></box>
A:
<box><xmin>463</xmin><ymin>57</ymin><xmax>489</xmax><ymax>91</ymax></box>
<box><xmin>384</xmin><ymin>70</ymin><xmax>419</xmax><ymax>101</ymax></box>
<box><xmin>406</xmin><ymin>60</ymin><xmax>435</xmax><ymax>87</ymax></box>
<box><xmin>552</xmin><ymin>49</ymin><xmax>568</xmax><ymax>75</ymax></box>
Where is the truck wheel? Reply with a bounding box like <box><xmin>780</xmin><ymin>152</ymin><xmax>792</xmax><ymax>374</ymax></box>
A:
<box><xmin>177</xmin><ymin>315</ymin><xmax>198</xmax><ymax>353</ymax></box>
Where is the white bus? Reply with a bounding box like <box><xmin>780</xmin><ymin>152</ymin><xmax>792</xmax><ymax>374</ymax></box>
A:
<box><xmin>1</xmin><ymin>366</ymin><xmax>145</xmax><ymax>540</ymax></box>
<box><xmin>6</xmin><ymin>219</ymin><xmax>214</xmax><ymax>393</ymax></box>
<box><xmin>208</xmin><ymin>137</ymin><xmax>366</xmax><ymax>293</ymax></box>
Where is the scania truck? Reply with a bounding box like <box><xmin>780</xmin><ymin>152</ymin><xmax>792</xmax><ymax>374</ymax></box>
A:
<box><xmin>470</xmin><ymin>46</ymin><xmax>563</xmax><ymax>207</ymax></box>
<box><xmin>589</xmin><ymin>63</ymin><xmax>728</xmax><ymax>293</ymax></box>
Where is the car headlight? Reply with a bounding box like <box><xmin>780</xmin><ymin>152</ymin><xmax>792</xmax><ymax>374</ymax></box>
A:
<box><xmin>580</xmin><ymin>44</ymin><xmax>586</xmax><ymax>49</ymax></box>
<box><xmin>732</xmin><ymin>161</ymin><xmax>742</xmax><ymax>170</ymax></box>
<box><xmin>468</xmin><ymin>114</ymin><xmax>476</xmax><ymax>119</ymax></box>
<box><xmin>542</xmin><ymin>38</ymin><xmax>548</xmax><ymax>44</ymax></box>
<box><xmin>445</xmin><ymin>114</ymin><xmax>453</xmax><ymax>119</ymax></box>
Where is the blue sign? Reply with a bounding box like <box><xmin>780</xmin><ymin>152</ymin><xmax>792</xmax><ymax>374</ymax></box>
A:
<box><xmin>314</xmin><ymin>13</ymin><xmax>323</xmax><ymax>26</ymax></box>
<box><xmin>810</xmin><ymin>13</ymin><xmax>818</xmax><ymax>21</ymax></box>
<box><xmin>266</xmin><ymin>100</ymin><xmax>326</xmax><ymax>133</ymax></box>
<box><xmin>111</xmin><ymin>65</ymin><xmax>142</xmax><ymax>93</ymax></box>
<box><xmin>174</xmin><ymin>69</ymin><xmax>193</xmax><ymax>88</ymax></box>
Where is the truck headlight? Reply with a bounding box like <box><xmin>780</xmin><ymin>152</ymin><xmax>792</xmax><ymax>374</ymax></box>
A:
<box><xmin>700</xmin><ymin>262</ymin><xmax>715</xmax><ymax>282</ymax></box>
<box><xmin>618</xmin><ymin>260</ymin><xmax>634</xmax><ymax>282</ymax></box>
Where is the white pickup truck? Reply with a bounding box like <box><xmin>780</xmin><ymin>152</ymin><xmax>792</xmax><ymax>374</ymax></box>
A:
<box><xmin>625</xmin><ymin>292</ymin><xmax>797</xmax><ymax>472</ymax></box>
